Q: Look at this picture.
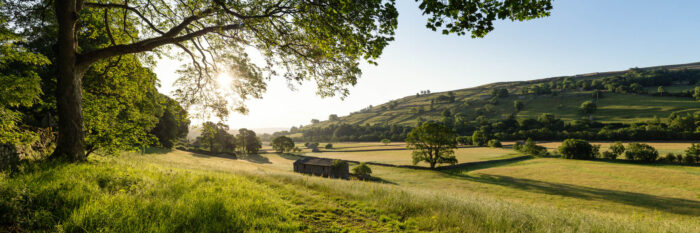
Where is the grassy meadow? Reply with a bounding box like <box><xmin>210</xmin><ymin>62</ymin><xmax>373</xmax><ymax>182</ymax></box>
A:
<box><xmin>2</xmin><ymin>141</ymin><xmax>699</xmax><ymax>232</ymax></box>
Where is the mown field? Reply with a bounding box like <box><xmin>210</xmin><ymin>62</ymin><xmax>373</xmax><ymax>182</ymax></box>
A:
<box><xmin>279</xmin><ymin>142</ymin><xmax>521</xmax><ymax>167</ymax></box>
<box><xmin>2</xmin><ymin>142</ymin><xmax>699</xmax><ymax>232</ymax></box>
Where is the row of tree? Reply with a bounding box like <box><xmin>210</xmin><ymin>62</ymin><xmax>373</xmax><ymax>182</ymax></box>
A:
<box><xmin>192</xmin><ymin>122</ymin><xmax>262</xmax><ymax>155</ymax></box>
<box><xmin>519</xmin><ymin>68</ymin><xmax>700</xmax><ymax>97</ymax></box>
<box><xmin>557</xmin><ymin>140</ymin><xmax>700</xmax><ymax>164</ymax></box>
<box><xmin>284</xmin><ymin>111</ymin><xmax>700</xmax><ymax>144</ymax></box>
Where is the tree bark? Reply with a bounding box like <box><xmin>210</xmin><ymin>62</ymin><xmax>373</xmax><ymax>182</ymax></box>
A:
<box><xmin>51</xmin><ymin>0</ymin><xmax>87</xmax><ymax>162</ymax></box>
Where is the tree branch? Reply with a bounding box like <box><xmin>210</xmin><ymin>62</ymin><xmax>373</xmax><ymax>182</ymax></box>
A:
<box><xmin>85</xmin><ymin>2</ymin><xmax>165</xmax><ymax>34</ymax></box>
<box><xmin>77</xmin><ymin>22</ymin><xmax>240</xmax><ymax>70</ymax></box>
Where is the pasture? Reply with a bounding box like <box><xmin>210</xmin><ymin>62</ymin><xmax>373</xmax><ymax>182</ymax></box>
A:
<box><xmin>2</xmin><ymin>141</ymin><xmax>699</xmax><ymax>232</ymax></box>
<box><xmin>516</xmin><ymin>92</ymin><xmax>700</xmax><ymax>123</ymax></box>
<box><xmin>288</xmin><ymin>142</ymin><xmax>520</xmax><ymax>167</ymax></box>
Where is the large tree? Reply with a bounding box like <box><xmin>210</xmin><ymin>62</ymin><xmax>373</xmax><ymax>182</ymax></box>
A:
<box><xmin>406</xmin><ymin>122</ymin><xmax>458</xmax><ymax>169</ymax></box>
<box><xmin>3</xmin><ymin>0</ymin><xmax>551</xmax><ymax>162</ymax></box>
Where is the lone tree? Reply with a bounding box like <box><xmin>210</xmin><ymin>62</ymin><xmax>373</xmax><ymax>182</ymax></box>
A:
<box><xmin>328</xmin><ymin>114</ymin><xmax>339</xmax><ymax>121</ymax></box>
<box><xmin>513</xmin><ymin>100</ymin><xmax>524</xmax><ymax>112</ymax></box>
<box><xmin>271</xmin><ymin>136</ymin><xmax>295</xmax><ymax>153</ymax></box>
<box><xmin>406</xmin><ymin>122</ymin><xmax>458</xmax><ymax>169</ymax></box>
<box><xmin>579</xmin><ymin>101</ymin><xmax>597</xmax><ymax>117</ymax></box>
<box><xmin>4</xmin><ymin>0</ymin><xmax>551</xmax><ymax>162</ymax></box>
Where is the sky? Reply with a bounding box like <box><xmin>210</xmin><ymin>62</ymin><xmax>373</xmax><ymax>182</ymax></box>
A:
<box><xmin>154</xmin><ymin>0</ymin><xmax>700</xmax><ymax>133</ymax></box>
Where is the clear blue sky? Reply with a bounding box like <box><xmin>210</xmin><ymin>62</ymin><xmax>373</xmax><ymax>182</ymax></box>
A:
<box><xmin>155</xmin><ymin>0</ymin><xmax>700</xmax><ymax>132</ymax></box>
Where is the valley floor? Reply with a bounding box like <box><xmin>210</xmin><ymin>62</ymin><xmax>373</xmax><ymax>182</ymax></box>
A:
<box><xmin>2</xmin><ymin>142</ymin><xmax>699</xmax><ymax>232</ymax></box>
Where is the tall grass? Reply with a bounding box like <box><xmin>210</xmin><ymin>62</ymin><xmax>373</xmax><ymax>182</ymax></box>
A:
<box><xmin>0</xmin><ymin>159</ymin><xmax>302</xmax><ymax>232</ymax></box>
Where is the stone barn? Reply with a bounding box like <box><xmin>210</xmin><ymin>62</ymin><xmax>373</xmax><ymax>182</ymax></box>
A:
<box><xmin>293</xmin><ymin>157</ymin><xmax>349</xmax><ymax>179</ymax></box>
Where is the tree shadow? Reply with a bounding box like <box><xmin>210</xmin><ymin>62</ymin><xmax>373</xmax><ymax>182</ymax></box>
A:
<box><xmin>441</xmin><ymin>156</ymin><xmax>532</xmax><ymax>172</ymax></box>
<box><xmin>143</xmin><ymin>147</ymin><xmax>173</xmax><ymax>154</ymax></box>
<box><xmin>186</xmin><ymin>150</ymin><xmax>237</xmax><ymax>160</ymax></box>
<box><xmin>447</xmin><ymin>172</ymin><xmax>700</xmax><ymax>216</ymax></box>
<box><xmin>351</xmin><ymin>175</ymin><xmax>397</xmax><ymax>185</ymax></box>
<box><xmin>240</xmin><ymin>154</ymin><xmax>271</xmax><ymax>164</ymax></box>
<box><xmin>326</xmin><ymin>148</ymin><xmax>409</xmax><ymax>153</ymax></box>
<box><xmin>277</xmin><ymin>153</ymin><xmax>304</xmax><ymax>161</ymax></box>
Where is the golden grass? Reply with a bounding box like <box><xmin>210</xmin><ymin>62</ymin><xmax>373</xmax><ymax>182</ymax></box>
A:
<box><xmin>152</xmin><ymin>149</ymin><xmax>700</xmax><ymax>232</ymax></box>
<box><xmin>293</xmin><ymin>142</ymin><xmax>519</xmax><ymax>167</ymax></box>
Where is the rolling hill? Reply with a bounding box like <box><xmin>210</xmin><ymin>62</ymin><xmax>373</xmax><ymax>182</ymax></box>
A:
<box><xmin>307</xmin><ymin>62</ymin><xmax>700</xmax><ymax>129</ymax></box>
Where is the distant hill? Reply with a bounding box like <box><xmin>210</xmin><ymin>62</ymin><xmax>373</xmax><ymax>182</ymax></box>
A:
<box><xmin>306</xmin><ymin>61</ymin><xmax>700</xmax><ymax>129</ymax></box>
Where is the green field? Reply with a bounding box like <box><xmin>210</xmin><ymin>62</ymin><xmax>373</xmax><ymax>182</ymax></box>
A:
<box><xmin>294</xmin><ymin>142</ymin><xmax>520</xmax><ymax>167</ymax></box>
<box><xmin>3</xmin><ymin>142</ymin><xmax>699</xmax><ymax>232</ymax></box>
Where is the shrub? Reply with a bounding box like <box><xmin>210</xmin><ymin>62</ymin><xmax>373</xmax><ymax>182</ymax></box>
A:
<box><xmin>352</xmin><ymin>163</ymin><xmax>372</xmax><ymax>179</ymax></box>
<box><xmin>683</xmin><ymin>154</ymin><xmax>697</xmax><ymax>164</ymax></box>
<box><xmin>558</xmin><ymin>139</ymin><xmax>596</xmax><ymax>160</ymax></box>
<box><xmin>676</xmin><ymin>154</ymin><xmax>684</xmax><ymax>163</ymax></box>
<box><xmin>602</xmin><ymin>151</ymin><xmax>617</xmax><ymax>160</ymax></box>
<box><xmin>380</xmin><ymin>139</ymin><xmax>391</xmax><ymax>145</ymax></box>
<box><xmin>472</xmin><ymin>131</ymin><xmax>488</xmax><ymax>146</ymax></box>
<box><xmin>512</xmin><ymin>142</ymin><xmax>523</xmax><ymax>151</ymax></box>
<box><xmin>665</xmin><ymin>153</ymin><xmax>677</xmax><ymax>162</ymax></box>
<box><xmin>684</xmin><ymin>143</ymin><xmax>700</xmax><ymax>164</ymax></box>
<box><xmin>305</xmin><ymin>142</ymin><xmax>318</xmax><ymax>148</ymax></box>
<box><xmin>610</xmin><ymin>142</ymin><xmax>625</xmax><ymax>156</ymax></box>
<box><xmin>624</xmin><ymin>143</ymin><xmax>658</xmax><ymax>162</ymax></box>
<box><xmin>332</xmin><ymin>159</ymin><xmax>347</xmax><ymax>167</ymax></box>
<box><xmin>517</xmin><ymin>138</ymin><xmax>548</xmax><ymax>156</ymax></box>
<box><xmin>325</xmin><ymin>143</ymin><xmax>333</xmax><ymax>149</ymax></box>
<box><xmin>487</xmin><ymin>139</ymin><xmax>502</xmax><ymax>148</ymax></box>
<box><xmin>456</xmin><ymin>136</ymin><xmax>472</xmax><ymax>146</ymax></box>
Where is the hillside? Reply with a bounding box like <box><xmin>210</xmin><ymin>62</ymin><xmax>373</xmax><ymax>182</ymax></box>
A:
<box><xmin>308</xmin><ymin>62</ymin><xmax>700</xmax><ymax>129</ymax></box>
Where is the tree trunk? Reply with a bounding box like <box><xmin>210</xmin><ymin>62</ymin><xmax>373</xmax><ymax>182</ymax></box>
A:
<box><xmin>51</xmin><ymin>0</ymin><xmax>86</xmax><ymax>162</ymax></box>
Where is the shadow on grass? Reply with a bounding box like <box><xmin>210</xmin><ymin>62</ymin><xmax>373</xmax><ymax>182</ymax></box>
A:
<box><xmin>441</xmin><ymin>156</ymin><xmax>533</xmax><ymax>172</ymax></box>
<box><xmin>240</xmin><ymin>154</ymin><xmax>271</xmax><ymax>164</ymax></box>
<box><xmin>351</xmin><ymin>175</ymin><xmax>397</xmax><ymax>185</ymax></box>
<box><xmin>143</xmin><ymin>147</ymin><xmax>173</xmax><ymax>154</ymax></box>
<box><xmin>277</xmin><ymin>153</ymin><xmax>304</xmax><ymax>161</ymax></box>
<box><xmin>447</xmin><ymin>171</ymin><xmax>700</xmax><ymax>216</ymax></box>
<box><xmin>187</xmin><ymin>150</ymin><xmax>238</xmax><ymax>160</ymax></box>
<box><xmin>321</xmin><ymin>148</ymin><xmax>410</xmax><ymax>153</ymax></box>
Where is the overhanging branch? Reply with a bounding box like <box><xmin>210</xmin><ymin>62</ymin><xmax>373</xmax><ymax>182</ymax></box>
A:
<box><xmin>77</xmin><ymin>22</ymin><xmax>242</xmax><ymax>70</ymax></box>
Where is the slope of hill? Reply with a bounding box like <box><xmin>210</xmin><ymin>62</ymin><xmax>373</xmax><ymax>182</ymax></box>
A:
<box><xmin>310</xmin><ymin>62</ymin><xmax>700</xmax><ymax>128</ymax></box>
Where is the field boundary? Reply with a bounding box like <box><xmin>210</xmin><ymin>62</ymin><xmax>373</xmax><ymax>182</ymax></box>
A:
<box><xmin>290</xmin><ymin>153</ymin><xmax>533</xmax><ymax>171</ymax></box>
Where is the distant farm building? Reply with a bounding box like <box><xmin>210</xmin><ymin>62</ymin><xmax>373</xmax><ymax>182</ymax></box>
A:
<box><xmin>293</xmin><ymin>157</ymin><xmax>349</xmax><ymax>179</ymax></box>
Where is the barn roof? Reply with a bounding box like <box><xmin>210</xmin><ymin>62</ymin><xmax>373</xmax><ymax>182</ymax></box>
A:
<box><xmin>294</xmin><ymin>157</ymin><xmax>335</xmax><ymax>166</ymax></box>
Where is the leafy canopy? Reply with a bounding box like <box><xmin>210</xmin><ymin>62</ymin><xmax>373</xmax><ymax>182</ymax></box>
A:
<box><xmin>271</xmin><ymin>136</ymin><xmax>295</xmax><ymax>153</ymax></box>
<box><xmin>406</xmin><ymin>122</ymin><xmax>458</xmax><ymax>169</ymax></box>
<box><xmin>3</xmin><ymin>0</ymin><xmax>552</xmax><ymax>118</ymax></box>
